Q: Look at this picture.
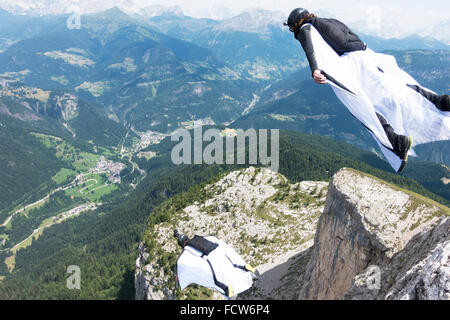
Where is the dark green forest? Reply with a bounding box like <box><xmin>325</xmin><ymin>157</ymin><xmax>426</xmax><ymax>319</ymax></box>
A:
<box><xmin>4</xmin><ymin>191</ymin><xmax>85</xmax><ymax>247</ymax></box>
<box><xmin>0</xmin><ymin>119</ymin><xmax>64</xmax><ymax>216</ymax></box>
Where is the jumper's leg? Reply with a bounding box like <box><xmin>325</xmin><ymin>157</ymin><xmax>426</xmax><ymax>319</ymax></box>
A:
<box><xmin>406</xmin><ymin>84</ymin><xmax>450</xmax><ymax>112</ymax></box>
<box><xmin>376</xmin><ymin>113</ymin><xmax>412</xmax><ymax>162</ymax></box>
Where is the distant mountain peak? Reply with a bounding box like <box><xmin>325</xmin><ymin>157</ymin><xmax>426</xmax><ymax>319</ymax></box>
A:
<box><xmin>136</xmin><ymin>5</ymin><xmax>184</xmax><ymax>18</ymax></box>
<box><xmin>421</xmin><ymin>20</ymin><xmax>450</xmax><ymax>45</ymax></box>
<box><xmin>215</xmin><ymin>7</ymin><xmax>285</xmax><ymax>34</ymax></box>
<box><xmin>90</xmin><ymin>6</ymin><xmax>129</xmax><ymax>19</ymax></box>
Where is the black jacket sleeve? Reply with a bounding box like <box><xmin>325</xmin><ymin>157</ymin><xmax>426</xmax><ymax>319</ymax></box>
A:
<box><xmin>295</xmin><ymin>25</ymin><xmax>319</xmax><ymax>76</ymax></box>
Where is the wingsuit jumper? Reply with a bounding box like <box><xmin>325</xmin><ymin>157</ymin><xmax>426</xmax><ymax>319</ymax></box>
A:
<box><xmin>173</xmin><ymin>230</ymin><xmax>258</xmax><ymax>299</ymax></box>
<box><xmin>285</xmin><ymin>8</ymin><xmax>450</xmax><ymax>172</ymax></box>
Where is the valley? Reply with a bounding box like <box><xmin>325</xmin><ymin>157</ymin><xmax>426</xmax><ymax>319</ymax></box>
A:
<box><xmin>2</xmin><ymin>202</ymin><xmax>97</xmax><ymax>272</ymax></box>
<box><xmin>0</xmin><ymin>5</ymin><xmax>448</xmax><ymax>300</ymax></box>
<box><xmin>0</xmin><ymin>128</ymin><xmax>155</xmax><ymax>273</ymax></box>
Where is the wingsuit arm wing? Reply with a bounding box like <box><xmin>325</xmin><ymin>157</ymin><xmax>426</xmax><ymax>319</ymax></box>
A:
<box><xmin>296</xmin><ymin>25</ymin><xmax>319</xmax><ymax>76</ymax></box>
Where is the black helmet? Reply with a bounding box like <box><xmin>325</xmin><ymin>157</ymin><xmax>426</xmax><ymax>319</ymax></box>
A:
<box><xmin>284</xmin><ymin>8</ymin><xmax>310</xmax><ymax>32</ymax></box>
<box><xmin>174</xmin><ymin>229</ymin><xmax>189</xmax><ymax>248</ymax></box>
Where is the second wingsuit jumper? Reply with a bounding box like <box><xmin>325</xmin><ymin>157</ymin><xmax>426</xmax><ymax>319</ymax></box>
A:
<box><xmin>285</xmin><ymin>8</ymin><xmax>450</xmax><ymax>172</ymax></box>
<box><xmin>173</xmin><ymin>230</ymin><xmax>258</xmax><ymax>298</ymax></box>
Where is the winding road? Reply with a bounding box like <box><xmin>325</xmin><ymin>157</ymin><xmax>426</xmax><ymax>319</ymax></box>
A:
<box><xmin>2</xmin><ymin>203</ymin><xmax>96</xmax><ymax>254</ymax></box>
<box><xmin>1</xmin><ymin>175</ymin><xmax>86</xmax><ymax>228</ymax></box>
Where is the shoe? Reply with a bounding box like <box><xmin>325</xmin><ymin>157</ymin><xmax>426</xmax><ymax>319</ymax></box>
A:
<box><xmin>436</xmin><ymin>94</ymin><xmax>450</xmax><ymax>112</ymax></box>
<box><xmin>395</xmin><ymin>136</ymin><xmax>412</xmax><ymax>173</ymax></box>
<box><xmin>393</xmin><ymin>135</ymin><xmax>412</xmax><ymax>161</ymax></box>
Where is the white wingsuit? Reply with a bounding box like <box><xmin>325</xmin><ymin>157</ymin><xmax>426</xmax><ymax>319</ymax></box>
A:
<box><xmin>303</xmin><ymin>23</ymin><xmax>450</xmax><ymax>172</ymax></box>
<box><xmin>176</xmin><ymin>236</ymin><xmax>254</xmax><ymax>298</ymax></box>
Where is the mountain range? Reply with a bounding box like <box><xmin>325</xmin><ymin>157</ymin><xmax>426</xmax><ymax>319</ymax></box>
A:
<box><xmin>0</xmin><ymin>6</ymin><xmax>448</xmax><ymax>300</ymax></box>
<box><xmin>0</xmin><ymin>2</ymin><xmax>448</xmax><ymax>42</ymax></box>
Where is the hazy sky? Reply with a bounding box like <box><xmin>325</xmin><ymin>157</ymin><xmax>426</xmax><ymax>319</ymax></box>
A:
<box><xmin>137</xmin><ymin>0</ymin><xmax>449</xmax><ymax>22</ymax></box>
<box><xmin>1</xmin><ymin>0</ymin><xmax>448</xmax><ymax>37</ymax></box>
<box><xmin>3</xmin><ymin>0</ymin><xmax>449</xmax><ymax>24</ymax></box>
<box><xmin>137</xmin><ymin>0</ymin><xmax>449</xmax><ymax>37</ymax></box>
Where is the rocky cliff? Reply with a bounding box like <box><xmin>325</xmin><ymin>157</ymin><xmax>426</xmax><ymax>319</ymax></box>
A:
<box><xmin>135</xmin><ymin>167</ymin><xmax>450</xmax><ymax>300</ymax></box>
<box><xmin>135</xmin><ymin>166</ymin><xmax>328</xmax><ymax>300</ymax></box>
<box><xmin>299</xmin><ymin>168</ymin><xmax>449</xmax><ymax>300</ymax></box>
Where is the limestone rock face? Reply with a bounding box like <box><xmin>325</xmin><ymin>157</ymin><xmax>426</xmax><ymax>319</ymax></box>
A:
<box><xmin>384</xmin><ymin>240</ymin><xmax>450</xmax><ymax>300</ymax></box>
<box><xmin>299</xmin><ymin>168</ymin><xmax>449</xmax><ymax>300</ymax></box>
<box><xmin>135</xmin><ymin>242</ymin><xmax>175</xmax><ymax>300</ymax></box>
<box><xmin>135</xmin><ymin>167</ymin><xmax>328</xmax><ymax>300</ymax></box>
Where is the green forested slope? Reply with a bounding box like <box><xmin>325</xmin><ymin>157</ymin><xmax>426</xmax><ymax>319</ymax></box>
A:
<box><xmin>0</xmin><ymin>119</ymin><xmax>64</xmax><ymax>216</ymax></box>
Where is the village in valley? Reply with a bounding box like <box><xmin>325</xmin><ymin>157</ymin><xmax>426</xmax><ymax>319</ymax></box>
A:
<box><xmin>0</xmin><ymin>127</ymin><xmax>172</xmax><ymax>272</ymax></box>
<box><xmin>87</xmin><ymin>156</ymin><xmax>126</xmax><ymax>184</ymax></box>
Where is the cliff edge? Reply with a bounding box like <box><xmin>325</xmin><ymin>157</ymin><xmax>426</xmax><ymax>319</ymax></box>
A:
<box><xmin>299</xmin><ymin>168</ymin><xmax>449</xmax><ymax>300</ymax></box>
<box><xmin>135</xmin><ymin>167</ymin><xmax>328</xmax><ymax>300</ymax></box>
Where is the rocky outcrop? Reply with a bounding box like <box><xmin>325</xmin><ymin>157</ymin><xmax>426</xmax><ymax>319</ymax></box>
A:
<box><xmin>299</xmin><ymin>168</ymin><xmax>449</xmax><ymax>300</ymax></box>
<box><xmin>135</xmin><ymin>167</ymin><xmax>449</xmax><ymax>300</ymax></box>
<box><xmin>135</xmin><ymin>167</ymin><xmax>328</xmax><ymax>300</ymax></box>
<box><xmin>135</xmin><ymin>242</ymin><xmax>176</xmax><ymax>300</ymax></box>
